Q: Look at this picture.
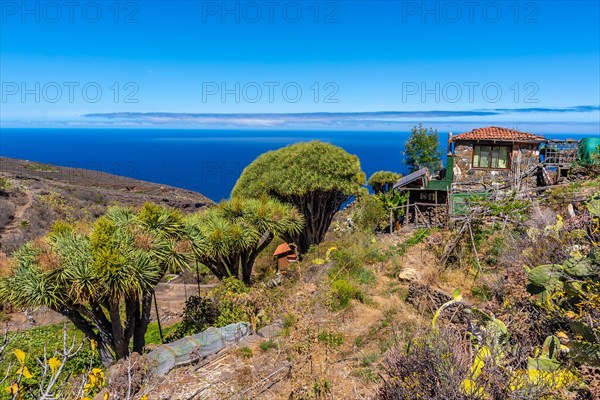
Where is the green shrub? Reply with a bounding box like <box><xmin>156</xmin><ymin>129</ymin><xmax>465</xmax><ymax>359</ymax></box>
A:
<box><xmin>361</xmin><ymin>352</ymin><xmax>379</xmax><ymax>367</ymax></box>
<box><xmin>317</xmin><ymin>331</ymin><xmax>344</xmax><ymax>347</ymax></box>
<box><xmin>396</xmin><ymin>228</ymin><xmax>430</xmax><ymax>256</ymax></box>
<box><xmin>329</xmin><ymin>246</ymin><xmax>377</xmax><ymax>284</ymax></box>
<box><xmin>485</xmin><ymin>236</ymin><xmax>504</xmax><ymax>266</ymax></box>
<box><xmin>260</xmin><ymin>340</ymin><xmax>279</xmax><ymax>352</ymax></box>
<box><xmin>166</xmin><ymin>295</ymin><xmax>219</xmax><ymax>342</ymax></box>
<box><xmin>24</xmin><ymin>163</ymin><xmax>56</xmax><ymax>172</ymax></box>
<box><xmin>330</xmin><ymin>279</ymin><xmax>364</xmax><ymax>310</ymax></box>
<box><xmin>405</xmin><ymin>228</ymin><xmax>430</xmax><ymax>246</ymax></box>
<box><xmin>0</xmin><ymin>323</ymin><xmax>101</xmax><ymax>385</ymax></box>
<box><xmin>283</xmin><ymin>312</ymin><xmax>296</xmax><ymax>336</ymax></box>
<box><xmin>354</xmin><ymin>267</ymin><xmax>376</xmax><ymax>285</ymax></box>
<box><xmin>471</xmin><ymin>284</ymin><xmax>493</xmax><ymax>302</ymax></box>
<box><xmin>330</xmin><ymin>249</ymin><xmax>362</xmax><ymax>275</ymax></box>
<box><xmin>211</xmin><ymin>277</ymin><xmax>250</xmax><ymax>327</ymax></box>
<box><xmin>364</xmin><ymin>248</ymin><xmax>387</xmax><ymax>264</ymax></box>
<box><xmin>168</xmin><ymin>277</ymin><xmax>252</xmax><ymax>340</ymax></box>
<box><xmin>0</xmin><ymin>177</ymin><xmax>11</xmax><ymax>190</ymax></box>
<box><xmin>353</xmin><ymin>367</ymin><xmax>379</xmax><ymax>383</ymax></box>
<box><xmin>353</xmin><ymin>194</ymin><xmax>388</xmax><ymax>232</ymax></box>
<box><xmin>313</xmin><ymin>380</ymin><xmax>332</xmax><ymax>396</ymax></box>
<box><xmin>239</xmin><ymin>346</ymin><xmax>253</xmax><ymax>358</ymax></box>
<box><xmin>326</xmin><ymin>245</ymin><xmax>375</xmax><ymax>308</ymax></box>
<box><xmin>354</xmin><ymin>335</ymin><xmax>365</xmax><ymax>347</ymax></box>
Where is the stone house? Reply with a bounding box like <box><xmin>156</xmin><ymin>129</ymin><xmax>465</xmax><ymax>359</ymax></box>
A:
<box><xmin>448</xmin><ymin>126</ymin><xmax>546</xmax><ymax>192</ymax></box>
<box><xmin>393</xmin><ymin>126</ymin><xmax>548</xmax><ymax>223</ymax></box>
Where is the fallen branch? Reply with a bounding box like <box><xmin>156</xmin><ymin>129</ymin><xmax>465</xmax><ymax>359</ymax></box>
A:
<box><xmin>236</xmin><ymin>363</ymin><xmax>292</xmax><ymax>399</ymax></box>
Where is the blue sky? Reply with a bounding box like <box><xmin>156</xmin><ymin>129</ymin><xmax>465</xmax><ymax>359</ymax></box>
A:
<box><xmin>1</xmin><ymin>0</ymin><xmax>599</xmax><ymax>133</ymax></box>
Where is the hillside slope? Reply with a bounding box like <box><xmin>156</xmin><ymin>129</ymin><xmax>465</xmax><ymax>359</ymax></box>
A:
<box><xmin>0</xmin><ymin>157</ymin><xmax>213</xmax><ymax>254</ymax></box>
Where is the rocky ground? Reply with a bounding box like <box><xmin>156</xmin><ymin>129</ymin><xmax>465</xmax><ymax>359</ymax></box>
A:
<box><xmin>118</xmin><ymin>231</ymin><xmax>463</xmax><ymax>399</ymax></box>
<box><xmin>0</xmin><ymin>157</ymin><xmax>213</xmax><ymax>255</ymax></box>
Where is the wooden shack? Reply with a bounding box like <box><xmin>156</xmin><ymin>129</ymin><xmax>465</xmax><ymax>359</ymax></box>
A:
<box><xmin>273</xmin><ymin>243</ymin><xmax>297</xmax><ymax>271</ymax></box>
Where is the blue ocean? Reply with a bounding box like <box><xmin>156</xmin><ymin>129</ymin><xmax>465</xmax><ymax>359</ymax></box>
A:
<box><xmin>0</xmin><ymin>129</ymin><xmax>590</xmax><ymax>202</ymax></box>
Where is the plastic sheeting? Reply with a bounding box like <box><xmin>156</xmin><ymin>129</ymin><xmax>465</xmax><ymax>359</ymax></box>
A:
<box><xmin>578</xmin><ymin>137</ymin><xmax>600</xmax><ymax>165</ymax></box>
<box><xmin>147</xmin><ymin>322</ymin><xmax>251</xmax><ymax>376</ymax></box>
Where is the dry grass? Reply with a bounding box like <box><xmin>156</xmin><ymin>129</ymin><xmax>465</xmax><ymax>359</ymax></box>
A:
<box><xmin>235</xmin><ymin>231</ymin><xmax>443</xmax><ymax>399</ymax></box>
<box><xmin>141</xmin><ymin>219</ymin><xmax>554</xmax><ymax>398</ymax></box>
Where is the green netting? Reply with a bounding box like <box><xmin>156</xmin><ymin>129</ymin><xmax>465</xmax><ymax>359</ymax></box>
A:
<box><xmin>577</xmin><ymin>137</ymin><xmax>600</xmax><ymax>165</ymax></box>
<box><xmin>147</xmin><ymin>322</ymin><xmax>251</xmax><ymax>376</ymax></box>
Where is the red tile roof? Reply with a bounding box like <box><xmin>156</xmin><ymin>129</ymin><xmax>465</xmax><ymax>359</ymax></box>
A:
<box><xmin>449</xmin><ymin>127</ymin><xmax>545</xmax><ymax>143</ymax></box>
<box><xmin>273</xmin><ymin>243</ymin><xmax>293</xmax><ymax>256</ymax></box>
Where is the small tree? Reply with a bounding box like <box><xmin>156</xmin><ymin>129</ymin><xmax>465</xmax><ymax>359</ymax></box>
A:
<box><xmin>403</xmin><ymin>124</ymin><xmax>443</xmax><ymax>172</ymax></box>
<box><xmin>352</xmin><ymin>191</ymin><xmax>388</xmax><ymax>233</ymax></box>
<box><xmin>186</xmin><ymin>197</ymin><xmax>303</xmax><ymax>283</ymax></box>
<box><xmin>0</xmin><ymin>204</ymin><xmax>191</xmax><ymax>366</ymax></box>
<box><xmin>232</xmin><ymin>141</ymin><xmax>365</xmax><ymax>253</ymax></box>
<box><xmin>368</xmin><ymin>171</ymin><xmax>402</xmax><ymax>194</ymax></box>
<box><xmin>377</xmin><ymin>190</ymin><xmax>410</xmax><ymax>231</ymax></box>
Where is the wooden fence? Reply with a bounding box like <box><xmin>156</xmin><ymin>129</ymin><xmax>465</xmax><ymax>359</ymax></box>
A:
<box><xmin>389</xmin><ymin>202</ymin><xmax>449</xmax><ymax>233</ymax></box>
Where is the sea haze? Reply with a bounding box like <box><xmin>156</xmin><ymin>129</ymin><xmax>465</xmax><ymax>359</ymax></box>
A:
<box><xmin>0</xmin><ymin>129</ymin><xmax>589</xmax><ymax>202</ymax></box>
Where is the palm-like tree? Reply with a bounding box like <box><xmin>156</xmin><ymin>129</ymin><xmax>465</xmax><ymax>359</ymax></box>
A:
<box><xmin>231</xmin><ymin>141</ymin><xmax>365</xmax><ymax>253</ymax></box>
<box><xmin>0</xmin><ymin>204</ymin><xmax>192</xmax><ymax>365</ymax></box>
<box><xmin>0</xmin><ymin>200</ymin><xmax>302</xmax><ymax>364</ymax></box>
<box><xmin>186</xmin><ymin>197</ymin><xmax>304</xmax><ymax>283</ymax></box>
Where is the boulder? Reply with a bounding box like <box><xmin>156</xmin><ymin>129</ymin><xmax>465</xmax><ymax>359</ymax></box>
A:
<box><xmin>398</xmin><ymin>267</ymin><xmax>421</xmax><ymax>282</ymax></box>
<box><xmin>407</xmin><ymin>282</ymin><xmax>469</xmax><ymax>323</ymax></box>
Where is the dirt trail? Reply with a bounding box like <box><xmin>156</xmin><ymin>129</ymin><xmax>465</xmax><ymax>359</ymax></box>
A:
<box><xmin>1</xmin><ymin>189</ymin><xmax>33</xmax><ymax>236</ymax></box>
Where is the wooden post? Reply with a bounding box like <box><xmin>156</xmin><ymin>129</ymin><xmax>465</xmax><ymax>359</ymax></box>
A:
<box><xmin>447</xmin><ymin>187</ymin><xmax>452</xmax><ymax>222</ymax></box>
<box><xmin>415</xmin><ymin>204</ymin><xmax>418</xmax><ymax>226</ymax></box>
<box><xmin>389</xmin><ymin>208</ymin><xmax>393</xmax><ymax>234</ymax></box>
<box><xmin>415</xmin><ymin>205</ymin><xmax>419</xmax><ymax>226</ymax></box>
<box><xmin>433</xmin><ymin>190</ymin><xmax>439</xmax><ymax>226</ymax></box>
<box><xmin>467</xmin><ymin>221</ymin><xmax>482</xmax><ymax>275</ymax></box>
<box><xmin>196</xmin><ymin>260</ymin><xmax>201</xmax><ymax>294</ymax></box>
<box><xmin>153</xmin><ymin>291</ymin><xmax>164</xmax><ymax>343</ymax></box>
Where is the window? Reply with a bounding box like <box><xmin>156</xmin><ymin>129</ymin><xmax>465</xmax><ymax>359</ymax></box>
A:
<box><xmin>473</xmin><ymin>145</ymin><xmax>510</xmax><ymax>169</ymax></box>
<box><xmin>419</xmin><ymin>192</ymin><xmax>435</xmax><ymax>201</ymax></box>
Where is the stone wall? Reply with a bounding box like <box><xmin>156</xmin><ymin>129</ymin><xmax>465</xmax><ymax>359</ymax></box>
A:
<box><xmin>452</xmin><ymin>141</ymin><xmax>539</xmax><ymax>192</ymax></box>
